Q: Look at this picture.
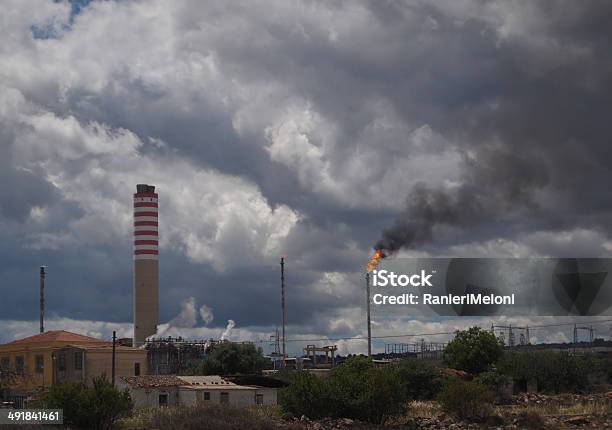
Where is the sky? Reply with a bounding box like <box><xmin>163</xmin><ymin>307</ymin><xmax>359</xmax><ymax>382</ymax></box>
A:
<box><xmin>1</xmin><ymin>0</ymin><xmax>611</xmax><ymax>353</ymax></box>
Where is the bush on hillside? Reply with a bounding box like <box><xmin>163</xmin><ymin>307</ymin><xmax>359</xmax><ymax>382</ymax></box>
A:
<box><xmin>280</xmin><ymin>356</ymin><xmax>407</xmax><ymax>424</ymax></box>
<box><xmin>44</xmin><ymin>375</ymin><xmax>132</xmax><ymax>430</ymax></box>
<box><xmin>437</xmin><ymin>378</ymin><xmax>493</xmax><ymax>422</ymax></box>
<box><xmin>443</xmin><ymin>326</ymin><xmax>504</xmax><ymax>374</ymax></box>
<box><xmin>279</xmin><ymin>371</ymin><xmax>334</xmax><ymax>419</ymax></box>
<box><xmin>474</xmin><ymin>368</ymin><xmax>512</xmax><ymax>403</ymax></box>
<box><xmin>497</xmin><ymin>351</ymin><xmax>603</xmax><ymax>393</ymax></box>
<box><xmin>330</xmin><ymin>357</ymin><xmax>405</xmax><ymax>423</ymax></box>
<box><xmin>394</xmin><ymin>358</ymin><xmax>444</xmax><ymax>400</ymax></box>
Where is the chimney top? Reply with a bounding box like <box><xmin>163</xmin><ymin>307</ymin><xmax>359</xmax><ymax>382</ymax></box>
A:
<box><xmin>136</xmin><ymin>184</ymin><xmax>156</xmax><ymax>193</ymax></box>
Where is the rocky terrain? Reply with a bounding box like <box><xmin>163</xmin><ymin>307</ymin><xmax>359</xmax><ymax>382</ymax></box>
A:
<box><xmin>282</xmin><ymin>392</ymin><xmax>612</xmax><ymax>430</ymax></box>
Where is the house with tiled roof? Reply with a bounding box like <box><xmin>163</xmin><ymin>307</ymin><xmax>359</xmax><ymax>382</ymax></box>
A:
<box><xmin>0</xmin><ymin>330</ymin><xmax>146</xmax><ymax>408</ymax></box>
<box><xmin>117</xmin><ymin>375</ymin><xmax>279</xmax><ymax>408</ymax></box>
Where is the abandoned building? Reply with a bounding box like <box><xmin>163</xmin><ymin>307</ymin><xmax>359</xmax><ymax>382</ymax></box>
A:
<box><xmin>118</xmin><ymin>374</ymin><xmax>281</xmax><ymax>408</ymax></box>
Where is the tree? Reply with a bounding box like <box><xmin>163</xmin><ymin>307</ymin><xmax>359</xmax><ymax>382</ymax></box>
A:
<box><xmin>443</xmin><ymin>326</ymin><xmax>504</xmax><ymax>374</ymax></box>
<box><xmin>182</xmin><ymin>342</ymin><xmax>267</xmax><ymax>375</ymax></box>
<box><xmin>44</xmin><ymin>375</ymin><xmax>132</xmax><ymax>430</ymax></box>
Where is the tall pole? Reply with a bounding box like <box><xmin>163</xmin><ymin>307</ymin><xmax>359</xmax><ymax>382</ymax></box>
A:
<box><xmin>112</xmin><ymin>331</ymin><xmax>116</xmax><ymax>385</ymax></box>
<box><xmin>366</xmin><ymin>272</ymin><xmax>371</xmax><ymax>357</ymax></box>
<box><xmin>281</xmin><ymin>257</ymin><xmax>286</xmax><ymax>358</ymax></box>
<box><xmin>39</xmin><ymin>266</ymin><xmax>45</xmax><ymax>333</ymax></box>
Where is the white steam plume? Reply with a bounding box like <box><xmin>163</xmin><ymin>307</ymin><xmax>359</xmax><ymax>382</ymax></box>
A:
<box><xmin>220</xmin><ymin>319</ymin><xmax>235</xmax><ymax>341</ymax></box>
<box><xmin>199</xmin><ymin>304</ymin><xmax>214</xmax><ymax>325</ymax></box>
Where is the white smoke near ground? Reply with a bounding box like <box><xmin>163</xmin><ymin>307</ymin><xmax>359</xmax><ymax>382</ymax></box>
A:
<box><xmin>220</xmin><ymin>319</ymin><xmax>236</xmax><ymax>341</ymax></box>
<box><xmin>199</xmin><ymin>304</ymin><xmax>214</xmax><ymax>325</ymax></box>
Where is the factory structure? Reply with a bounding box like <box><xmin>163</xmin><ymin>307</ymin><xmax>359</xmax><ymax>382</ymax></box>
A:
<box><xmin>133</xmin><ymin>184</ymin><xmax>160</xmax><ymax>347</ymax></box>
<box><xmin>0</xmin><ymin>183</ymin><xmax>284</xmax><ymax>408</ymax></box>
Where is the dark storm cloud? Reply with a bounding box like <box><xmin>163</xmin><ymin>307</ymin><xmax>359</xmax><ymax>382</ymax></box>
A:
<box><xmin>1</xmin><ymin>0</ymin><xmax>611</xmax><ymax>333</ymax></box>
<box><xmin>0</xmin><ymin>161</ymin><xmax>59</xmax><ymax>222</ymax></box>
<box><xmin>365</xmin><ymin>1</ymin><xmax>612</xmax><ymax>253</ymax></box>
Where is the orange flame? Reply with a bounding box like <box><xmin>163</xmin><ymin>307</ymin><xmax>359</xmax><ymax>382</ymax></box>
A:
<box><xmin>366</xmin><ymin>249</ymin><xmax>383</xmax><ymax>272</ymax></box>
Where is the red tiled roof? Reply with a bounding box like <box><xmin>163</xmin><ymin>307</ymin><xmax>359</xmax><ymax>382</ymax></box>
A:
<box><xmin>6</xmin><ymin>330</ymin><xmax>110</xmax><ymax>345</ymax></box>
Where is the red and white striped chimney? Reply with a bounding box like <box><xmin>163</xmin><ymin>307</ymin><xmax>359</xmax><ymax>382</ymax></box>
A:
<box><xmin>133</xmin><ymin>184</ymin><xmax>159</xmax><ymax>346</ymax></box>
<box><xmin>134</xmin><ymin>188</ymin><xmax>159</xmax><ymax>260</ymax></box>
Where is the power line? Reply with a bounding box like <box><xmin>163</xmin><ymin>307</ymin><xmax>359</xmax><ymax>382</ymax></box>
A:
<box><xmin>254</xmin><ymin>318</ymin><xmax>612</xmax><ymax>344</ymax></box>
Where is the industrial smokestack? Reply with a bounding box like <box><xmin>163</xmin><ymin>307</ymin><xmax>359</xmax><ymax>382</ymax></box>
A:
<box><xmin>39</xmin><ymin>266</ymin><xmax>46</xmax><ymax>333</ymax></box>
<box><xmin>133</xmin><ymin>184</ymin><xmax>159</xmax><ymax>347</ymax></box>
<box><xmin>280</xmin><ymin>257</ymin><xmax>286</xmax><ymax>358</ymax></box>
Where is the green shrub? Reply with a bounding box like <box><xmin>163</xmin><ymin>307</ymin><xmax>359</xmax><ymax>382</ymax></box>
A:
<box><xmin>330</xmin><ymin>363</ymin><xmax>406</xmax><ymax>423</ymax></box>
<box><xmin>393</xmin><ymin>358</ymin><xmax>444</xmax><ymax>400</ymax></box>
<box><xmin>44</xmin><ymin>375</ymin><xmax>132</xmax><ymax>430</ymax></box>
<box><xmin>279</xmin><ymin>356</ymin><xmax>408</xmax><ymax>424</ymax></box>
<box><xmin>474</xmin><ymin>368</ymin><xmax>512</xmax><ymax>403</ymax></box>
<box><xmin>437</xmin><ymin>378</ymin><xmax>493</xmax><ymax>422</ymax></box>
<box><xmin>279</xmin><ymin>371</ymin><xmax>334</xmax><ymax>419</ymax></box>
<box><xmin>497</xmin><ymin>351</ymin><xmax>603</xmax><ymax>393</ymax></box>
<box><xmin>443</xmin><ymin>326</ymin><xmax>504</xmax><ymax>374</ymax></box>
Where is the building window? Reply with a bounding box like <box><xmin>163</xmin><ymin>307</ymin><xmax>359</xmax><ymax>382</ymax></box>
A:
<box><xmin>74</xmin><ymin>352</ymin><xmax>82</xmax><ymax>370</ymax></box>
<box><xmin>158</xmin><ymin>393</ymin><xmax>168</xmax><ymax>406</ymax></box>
<box><xmin>15</xmin><ymin>356</ymin><xmax>24</xmax><ymax>375</ymax></box>
<box><xmin>220</xmin><ymin>392</ymin><xmax>229</xmax><ymax>404</ymax></box>
<box><xmin>256</xmin><ymin>393</ymin><xmax>264</xmax><ymax>405</ymax></box>
<box><xmin>35</xmin><ymin>355</ymin><xmax>44</xmax><ymax>374</ymax></box>
<box><xmin>0</xmin><ymin>357</ymin><xmax>9</xmax><ymax>370</ymax></box>
<box><xmin>58</xmin><ymin>354</ymin><xmax>66</xmax><ymax>372</ymax></box>
<box><xmin>134</xmin><ymin>363</ymin><xmax>140</xmax><ymax>376</ymax></box>
<box><xmin>204</xmin><ymin>392</ymin><xmax>210</xmax><ymax>401</ymax></box>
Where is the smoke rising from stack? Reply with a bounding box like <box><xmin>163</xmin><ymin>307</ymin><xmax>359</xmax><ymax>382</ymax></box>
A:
<box><xmin>199</xmin><ymin>304</ymin><xmax>214</xmax><ymax>325</ymax></box>
<box><xmin>151</xmin><ymin>297</ymin><xmax>215</xmax><ymax>339</ymax></box>
<box><xmin>220</xmin><ymin>319</ymin><xmax>235</xmax><ymax>341</ymax></box>
<box><xmin>374</xmin><ymin>147</ymin><xmax>549</xmax><ymax>255</ymax></box>
<box><xmin>168</xmin><ymin>297</ymin><xmax>199</xmax><ymax>328</ymax></box>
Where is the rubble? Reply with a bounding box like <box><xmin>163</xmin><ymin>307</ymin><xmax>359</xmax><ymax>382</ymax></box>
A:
<box><xmin>278</xmin><ymin>392</ymin><xmax>612</xmax><ymax>429</ymax></box>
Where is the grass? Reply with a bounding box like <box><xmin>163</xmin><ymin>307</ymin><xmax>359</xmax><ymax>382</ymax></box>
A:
<box><xmin>115</xmin><ymin>395</ymin><xmax>612</xmax><ymax>429</ymax></box>
<box><xmin>497</xmin><ymin>399</ymin><xmax>612</xmax><ymax>417</ymax></box>
<box><xmin>118</xmin><ymin>404</ymin><xmax>304</xmax><ymax>430</ymax></box>
<box><xmin>406</xmin><ymin>401</ymin><xmax>441</xmax><ymax>419</ymax></box>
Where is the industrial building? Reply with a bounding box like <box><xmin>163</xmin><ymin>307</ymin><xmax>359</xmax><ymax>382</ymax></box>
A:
<box><xmin>52</xmin><ymin>344</ymin><xmax>147</xmax><ymax>385</ymax></box>
<box><xmin>118</xmin><ymin>375</ymin><xmax>280</xmax><ymax>409</ymax></box>
<box><xmin>133</xmin><ymin>183</ymin><xmax>160</xmax><ymax>347</ymax></box>
<box><xmin>145</xmin><ymin>337</ymin><xmax>210</xmax><ymax>375</ymax></box>
<box><xmin>0</xmin><ymin>330</ymin><xmax>146</xmax><ymax>407</ymax></box>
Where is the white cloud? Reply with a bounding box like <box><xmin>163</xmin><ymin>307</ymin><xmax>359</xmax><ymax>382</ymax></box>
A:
<box><xmin>0</xmin><ymin>86</ymin><xmax>300</xmax><ymax>270</ymax></box>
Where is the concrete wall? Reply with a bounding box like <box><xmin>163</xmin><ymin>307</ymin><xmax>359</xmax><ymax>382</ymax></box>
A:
<box><xmin>179</xmin><ymin>388</ymin><xmax>257</xmax><ymax>408</ymax></box>
<box><xmin>178</xmin><ymin>388</ymin><xmax>197</xmax><ymax>406</ymax></box>
<box><xmin>133</xmin><ymin>258</ymin><xmax>159</xmax><ymax>346</ymax></box>
<box><xmin>126</xmin><ymin>386</ymin><xmax>180</xmax><ymax>409</ymax></box>
<box><xmin>116</xmin><ymin>379</ymin><xmax>180</xmax><ymax>409</ymax></box>
<box><xmin>0</xmin><ymin>348</ymin><xmax>54</xmax><ymax>390</ymax></box>
<box><xmin>85</xmin><ymin>349</ymin><xmax>147</xmax><ymax>386</ymax></box>
<box><xmin>254</xmin><ymin>387</ymin><xmax>277</xmax><ymax>406</ymax></box>
<box><xmin>122</xmin><ymin>384</ymin><xmax>277</xmax><ymax>410</ymax></box>
<box><xmin>53</xmin><ymin>347</ymin><xmax>147</xmax><ymax>386</ymax></box>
